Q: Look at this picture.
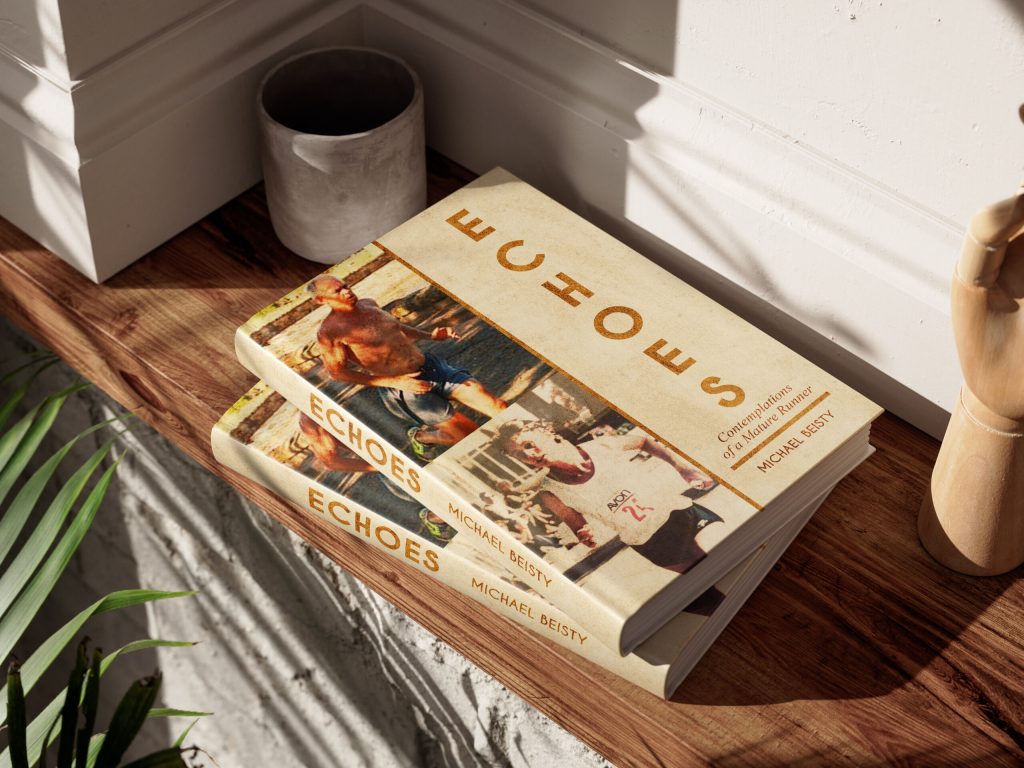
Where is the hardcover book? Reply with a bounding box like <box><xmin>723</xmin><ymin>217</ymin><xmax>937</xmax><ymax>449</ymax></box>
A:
<box><xmin>234</xmin><ymin>167</ymin><xmax>881</xmax><ymax>654</ymax></box>
<box><xmin>212</xmin><ymin>381</ymin><xmax>832</xmax><ymax>698</ymax></box>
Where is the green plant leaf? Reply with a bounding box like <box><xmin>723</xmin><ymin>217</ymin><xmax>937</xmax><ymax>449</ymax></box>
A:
<box><xmin>0</xmin><ymin>356</ymin><xmax>56</xmax><ymax>433</ymax></box>
<box><xmin>119</xmin><ymin>748</ymin><xmax>186</xmax><ymax>768</ymax></box>
<box><xmin>75</xmin><ymin>650</ymin><xmax>102</xmax><ymax>768</ymax></box>
<box><xmin>0</xmin><ymin>404</ymin><xmax>42</xmax><ymax>487</ymax></box>
<box><xmin>6</xmin><ymin>664</ymin><xmax>27</xmax><ymax>768</ymax></box>
<box><xmin>0</xmin><ymin>384</ymin><xmax>88</xmax><ymax>508</ymax></box>
<box><xmin>56</xmin><ymin>643</ymin><xmax>88</xmax><ymax>768</ymax></box>
<box><xmin>0</xmin><ymin>420</ymin><xmax>117</xmax><ymax>572</ymax></box>
<box><xmin>0</xmin><ymin>354</ymin><xmax>55</xmax><ymax>387</ymax></box>
<box><xmin>84</xmin><ymin>734</ymin><xmax>102</xmax><ymax>768</ymax></box>
<box><xmin>38</xmin><ymin>710</ymin><xmax>59</xmax><ymax>768</ymax></box>
<box><xmin>172</xmin><ymin>719</ymin><xmax>197</xmax><ymax>749</ymax></box>
<box><xmin>0</xmin><ymin>439</ymin><xmax>115</xmax><ymax>617</ymax></box>
<box><xmin>0</xmin><ymin>590</ymin><xmax>193</xmax><ymax>724</ymax></box>
<box><xmin>0</xmin><ymin>460</ymin><xmax>119</xmax><ymax>666</ymax></box>
<box><xmin>93</xmin><ymin>672</ymin><xmax>162</xmax><ymax>768</ymax></box>
<box><xmin>146</xmin><ymin>709</ymin><xmax>211</xmax><ymax>719</ymax></box>
<box><xmin>0</xmin><ymin>639</ymin><xmax>193</xmax><ymax>768</ymax></box>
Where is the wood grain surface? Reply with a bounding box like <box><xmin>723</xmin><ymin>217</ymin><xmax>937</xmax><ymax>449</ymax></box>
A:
<box><xmin>1</xmin><ymin>153</ymin><xmax>1021</xmax><ymax>767</ymax></box>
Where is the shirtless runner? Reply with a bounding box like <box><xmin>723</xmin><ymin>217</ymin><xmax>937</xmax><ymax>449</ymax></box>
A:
<box><xmin>308</xmin><ymin>275</ymin><xmax>507</xmax><ymax>452</ymax></box>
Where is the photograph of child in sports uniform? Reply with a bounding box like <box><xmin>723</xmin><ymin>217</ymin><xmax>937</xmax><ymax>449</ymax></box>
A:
<box><xmin>433</xmin><ymin>375</ymin><xmax>747</xmax><ymax>582</ymax></box>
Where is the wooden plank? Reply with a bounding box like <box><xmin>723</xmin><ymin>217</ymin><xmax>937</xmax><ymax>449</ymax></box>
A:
<box><xmin>1</xmin><ymin>152</ymin><xmax>1021</xmax><ymax>766</ymax></box>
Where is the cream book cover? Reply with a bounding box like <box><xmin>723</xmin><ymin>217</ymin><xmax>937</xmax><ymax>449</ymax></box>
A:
<box><xmin>235</xmin><ymin>168</ymin><xmax>880</xmax><ymax>653</ymax></box>
<box><xmin>211</xmin><ymin>381</ymin><xmax>828</xmax><ymax>698</ymax></box>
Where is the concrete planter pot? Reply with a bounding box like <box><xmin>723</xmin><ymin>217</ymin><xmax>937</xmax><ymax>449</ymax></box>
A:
<box><xmin>259</xmin><ymin>47</ymin><xmax>426</xmax><ymax>263</ymax></box>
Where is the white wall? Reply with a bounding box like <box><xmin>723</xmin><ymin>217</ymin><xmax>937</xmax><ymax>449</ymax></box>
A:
<box><xmin>3</xmin><ymin>0</ymin><xmax>1020</xmax><ymax>425</ymax></box>
<box><xmin>363</xmin><ymin>0</ymin><xmax>1024</xmax><ymax>437</ymax></box>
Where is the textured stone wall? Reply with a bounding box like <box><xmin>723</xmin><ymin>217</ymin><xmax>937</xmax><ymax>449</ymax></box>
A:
<box><xmin>2</xmin><ymin>322</ymin><xmax>610</xmax><ymax>768</ymax></box>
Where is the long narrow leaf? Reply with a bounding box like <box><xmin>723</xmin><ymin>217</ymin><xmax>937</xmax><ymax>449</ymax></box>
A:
<box><xmin>93</xmin><ymin>672</ymin><xmax>162</xmax><ymax>768</ymax></box>
<box><xmin>0</xmin><ymin>384</ymin><xmax>89</xmax><ymax>507</ymax></box>
<box><xmin>0</xmin><ymin>639</ymin><xmax>194</xmax><ymax>768</ymax></box>
<box><xmin>119</xmin><ymin>748</ymin><xmax>186</xmax><ymax>768</ymax></box>
<box><xmin>56</xmin><ymin>643</ymin><xmax>88</xmax><ymax>768</ymax></box>
<box><xmin>0</xmin><ymin>405</ymin><xmax>43</xmax><ymax>485</ymax></box>
<box><xmin>0</xmin><ymin>590</ymin><xmax>193</xmax><ymax>724</ymax></box>
<box><xmin>38</xmin><ymin>710</ymin><xmax>60</xmax><ymax>768</ymax></box>
<box><xmin>84</xmin><ymin>735</ymin><xmax>103</xmax><ymax>768</ymax></box>
<box><xmin>75</xmin><ymin>650</ymin><xmax>102</xmax><ymax>768</ymax></box>
<box><xmin>0</xmin><ymin>354</ymin><xmax>55</xmax><ymax>388</ymax></box>
<box><xmin>0</xmin><ymin>421</ymin><xmax>118</xmax><ymax>570</ymax></box>
<box><xmin>0</xmin><ymin>359</ymin><xmax>56</xmax><ymax>436</ymax></box>
<box><xmin>0</xmin><ymin>441</ymin><xmax>115</xmax><ymax>618</ymax></box>
<box><xmin>146</xmin><ymin>709</ymin><xmax>211</xmax><ymax>719</ymax></box>
<box><xmin>0</xmin><ymin>461</ymin><xmax>119</xmax><ymax>664</ymax></box>
<box><xmin>6</xmin><ymin>665</ymin><xmax>27</xmax><ymax>768</ymax></box>
<box><xmin>172</xmin><ymin>719</ymin><xmax>197</xmax><ymax>749</ymax></box>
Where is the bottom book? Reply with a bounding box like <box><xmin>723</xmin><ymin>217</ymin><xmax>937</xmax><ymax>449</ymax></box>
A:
<box><xmin>212</xmin><ymin>381</ymin><xmax>857</xmax><ymax>699</ymax></box>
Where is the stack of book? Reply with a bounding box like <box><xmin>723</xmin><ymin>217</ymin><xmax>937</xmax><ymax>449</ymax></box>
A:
<box><xmin>212</xmin><ymin>168</ymin><xmax>881</xmax><ymax>698</ymax></box>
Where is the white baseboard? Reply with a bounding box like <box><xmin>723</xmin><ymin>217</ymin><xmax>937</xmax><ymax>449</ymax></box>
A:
<box><xmin>0</xmin><ymin>0</ymin><xmax>365</xmax><ymax>282</ymax></box>
<box><xmin>0</xmin><ymin>0</ymin><xmax>958</xmax><ymax>435</ymax></box>
<box><xmin>364</xmin><ymin>0</ymin><xmax>958</xmax><ymax>437</ymax></box>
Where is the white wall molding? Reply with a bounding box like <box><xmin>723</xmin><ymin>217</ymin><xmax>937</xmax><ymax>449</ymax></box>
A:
<box><xmin>0</xmin><ymin>0</ymin><xmax>365</xmax><ymax>281</ymax></box>
<box><xmin>0</xmin><ymin>0</ymin><xmax>964</xmax><ymax>432</ymax></box>
<box><xmin>364</xmin><ymin>0</ymin><xmax>961</xmax><ymax>435</ymax></box>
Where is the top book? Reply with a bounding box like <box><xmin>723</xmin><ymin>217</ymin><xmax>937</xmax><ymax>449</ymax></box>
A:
<box><xmin>235</xmin><ymin>167</ymin><xmax>881</xmax><ymax>654</ymax></box>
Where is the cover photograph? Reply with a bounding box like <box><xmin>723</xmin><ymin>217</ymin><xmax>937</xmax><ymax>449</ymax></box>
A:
<box><xmin>211</xmin><ymin>381</ymin><xmax>824</xmax><ymax>698</ymax></box>
<box><xmin>235</xmin><ymin>168</ymin><xmax>881</xmax><ymax>653</ymax></box>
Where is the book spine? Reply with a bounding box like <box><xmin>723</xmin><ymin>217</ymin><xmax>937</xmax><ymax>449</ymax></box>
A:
<box><xmin>210</xmin><ymin>421</ymin><xmax>667</xmax><ymax>697</ymax></box>
<box><xmin>234</xmin><ymin>330</ymin><xmax>631</xmax><ymax>652</ymax></box>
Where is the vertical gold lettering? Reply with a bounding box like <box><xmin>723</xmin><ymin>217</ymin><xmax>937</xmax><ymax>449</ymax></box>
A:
<box><xmin>446</xmin><ymin>209</ymin><xmax>496</xmax><ymax>241</ymax></box>
<box><xmin>701</xmin><ymin>377</ymin><xmax>746</xmax><ymax>407</ymax></box>
<box><xmin>644</xmin><ymin>339</ymin><xmax>696</xmax><ymax>375</ymax></box>
<box><xmin>404</xmin><ymin>539</ymin><xmax>421</xmax><ymax>564</ymax></box>
<box><xmin>593</xmin><ymin>306</ymin><xmax>643</xmax><ymax>339</ymax></box>
<box><xmin>327</xmin><ymin>500</ymin><xmax>351</xmax><ymax>525</ymax></box>
<box><xmin>375</xmin><ymin>526</ymin><xmax>401</xmax><ymax>550</ymax></box>
<box><xmin>325</xmin><ymin>408</ymin><xmax>346</xmax><ymax>435</ymax></box>
<box><xmin>309</xmin><ymin>394</ymin><xmax>324</xmax><ymax>420</ymax></box>
<box><xmin>366</xmin><ymin>439</ymin><xmax>388</xmax><ymax>466</ymax></box>
<box><xmin>347</xmin><ymin>421</ymin><xmax>363</xmax><ymax>450</ymax></box>
<box><xmin>423</xmin><ymin>549</ymin><xmax>440</xmax><ymax>572</ymax></box>
<box><xmin>542</xmin><ymin>272</ymin><xmax>594</xmax><ymax>307</ymax></box>
<box><xmin>307</xmin><ymin>487</ymin><xmax>325</xmax><ymax>514</ymax></box>
<box><xmin>496</xmin><ymin>240</ymin><xmax>545</xmax><ymax>272</ymax></box>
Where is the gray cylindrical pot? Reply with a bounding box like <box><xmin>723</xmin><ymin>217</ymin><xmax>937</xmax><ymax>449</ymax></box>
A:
<box><xmin>258</xmin><ymin>47</ymin><xmax>426</xmax><ymax>263</ymax></box>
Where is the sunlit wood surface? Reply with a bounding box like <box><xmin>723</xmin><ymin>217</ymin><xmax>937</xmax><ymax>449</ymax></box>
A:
<box><xmin>1</xmin><ymin>154</ymin><xmax>1021</xmax><ymax>767</ymax></box>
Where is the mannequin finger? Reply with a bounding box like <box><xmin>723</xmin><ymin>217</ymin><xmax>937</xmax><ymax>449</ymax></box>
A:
<box><xmin>958</xmin><ymin>192</ymin><xmax>1024</xmax><ymax>286</ymax></box>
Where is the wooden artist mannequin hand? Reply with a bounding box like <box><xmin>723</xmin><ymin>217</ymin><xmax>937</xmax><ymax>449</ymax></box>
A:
<box><xmin>918</xmin><ymin>185</ymin><xmax>1024</xmax><ymax>575</ymax></box>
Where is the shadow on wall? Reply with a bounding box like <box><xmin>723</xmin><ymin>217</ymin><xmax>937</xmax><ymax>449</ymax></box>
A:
<box><xmin>2</xmin><ymin>326</ymin><xmax>174</xmax><ymax>759</ymax></box>
<box><xmin>3</xmin><ymin>321</ymin><xmax>607</xmax><ymax>767</ymax></box>
<box><xmin>1000</xmin><ymin>0</ymin><xmax>1024</xmax><ymax>26</ymax></box>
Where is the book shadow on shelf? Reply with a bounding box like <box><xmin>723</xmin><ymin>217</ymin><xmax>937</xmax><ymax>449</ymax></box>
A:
<box><xmin>670</xmin><ymin>433</ymin><xmax>1022</xmax><ymax>706</ymax></box>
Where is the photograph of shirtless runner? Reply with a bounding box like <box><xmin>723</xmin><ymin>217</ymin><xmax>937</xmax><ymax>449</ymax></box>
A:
<box><xmin>307</xmin><ymin>275</ymin><xmax>509</xmax><ymax>456</ymax></box>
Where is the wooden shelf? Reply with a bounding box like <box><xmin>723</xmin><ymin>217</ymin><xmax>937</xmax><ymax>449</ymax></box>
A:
<box><xmin>2</xmin><ymin>153</ymin><xmax>1022</xmax><ymax>766</ymax></box>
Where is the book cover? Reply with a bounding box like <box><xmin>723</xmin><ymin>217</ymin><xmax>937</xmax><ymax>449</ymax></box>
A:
<box><xmin>211</xmin><ymin>381</ymin><xmax>829</xmax><ymax>698</ymax></box>
<box><xmin>235</xmin><ymin>167</ymin><xmax>881</xmax><ymax>653</ymax></box>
